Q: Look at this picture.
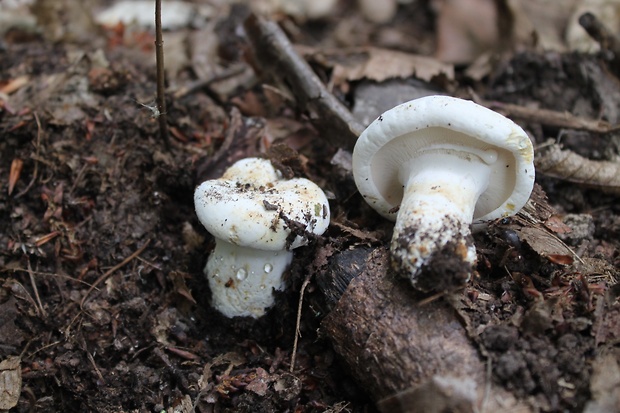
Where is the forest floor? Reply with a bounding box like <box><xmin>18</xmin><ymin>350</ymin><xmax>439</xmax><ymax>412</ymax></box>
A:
<box><xmin>0</xmin><ymin>1</ymin><xmax>619</xmax><ymax>412</ymax></box>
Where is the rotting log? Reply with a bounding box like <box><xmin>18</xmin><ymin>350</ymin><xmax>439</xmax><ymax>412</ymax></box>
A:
<box><xmin>318</xmin><ymin>247</ymin><xmax>532</xmax><ymax>413</ymax></box>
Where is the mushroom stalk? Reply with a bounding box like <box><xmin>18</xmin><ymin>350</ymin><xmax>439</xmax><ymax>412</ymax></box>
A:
<box><xmin>206</xmin><ymin>240</ymin><xmax>293</xmax><ymax>318</ymax></box>
<box><xmin>353</xmin><ymin>96</ymin><xmax>535</xmax><ymax>292</ymax></box>
<box><xmin>194</xmin><ymin>157</ymin><xmax>330</xmax><ymax>318</ymax></box>
<box><xmin>390</xmin><ymin>149</ymin><xmax>496</xmax><ymax>291</ymax></box>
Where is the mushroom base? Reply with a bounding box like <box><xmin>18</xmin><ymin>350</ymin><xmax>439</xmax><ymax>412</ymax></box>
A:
<box><xmin>391</xmin><ymin>217</ymin><xmax>475</xmax><ymax>292</ymax></box>
<box><xmin>389</xmin><ymin>152</ymin><xmax>491</xmax><ymax>291</ymax></box>
<box><xmin>205</xmin><ymin>241</ymin><xmax>293</xmax><ymax>318</ymax></box>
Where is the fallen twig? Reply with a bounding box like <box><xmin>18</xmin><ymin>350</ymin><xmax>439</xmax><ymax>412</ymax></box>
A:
<box><xmin>478</xmin><ymin>99</ymin><xmax>619</xmax><ymax>134</ymax></box>
<box><xmin>27</xmin><ymin>260</ymin><xmax>47</xmax><ymax>318</ymax></box>
<box><xmin>155</xmin><ymin>0</ymin><xmax>170</xmax><ymax>150</ymax></box>
<box><xmin>172</xmin><ymin>64</ymin><xmax>247</xmax><ymax>99</ymax></box>
<box><xmin>244</xmin><ymin>15</ymin><xmax>365</xmax><ymax>149</ymax></box>
<box><xmin>579</xmin><ymin>12</ymin><xmax>620</xmax><ymax>60</ymax></box>
<box><xmin>290</xmin><ymin>275</ymin><xmax>311</xmax><ymax>373</ymax></box>
<box><xmin>80</xmin><ymin>239</ymin><xmax>151</xmax><ymax>309</ymax></box>
<box><xmin>535</xmin><ymin>143</ymin><xmax>620</xmax><ymax>194</ymax></box>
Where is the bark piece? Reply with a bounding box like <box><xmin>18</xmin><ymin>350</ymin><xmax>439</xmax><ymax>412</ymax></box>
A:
<box><xmin>321</xmin><ymin>247</ymin><xmax>531</xmax><ymax>412</ymax></box>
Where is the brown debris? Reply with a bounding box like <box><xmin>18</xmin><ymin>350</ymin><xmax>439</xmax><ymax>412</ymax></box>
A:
<box><xmin>244</xmin><ymin>14</ymin><xmax>365</xmax><ymax>149</ymax></box>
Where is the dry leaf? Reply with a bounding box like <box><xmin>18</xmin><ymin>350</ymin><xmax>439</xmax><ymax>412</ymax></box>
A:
<box><xmin>508</xmin><ymin>0</ymin><xmax>579</xmax><ymax>52</ymax></box>
<box><xmin>8</xmin><ymin>158</ymin><xmax>23</xmax><ymax>195</ymax></box>
<box><xmin>547</xmin><ymin>254</ymin><xmax>575</xmax><ymax>265</ymax></box>
<box><xmin>169</xmin><ymin>271</ymin><xmax>197</xmax><ymax>304</ymax></box>
<box><xmin>307</xmin><ymin>47</ymin><xmax>454</xmax><ymax>86</ymax></box>
<box><xmin>536</xmin><ymin>143</ymin><xmax>620</xmax><ymax>194</ymax></box>
<box><xmin>433</xmin><ymin>0</ymin><xmax>500</xmax><ymax>64</ymax></box>
<box><xmin>544</xmin><ymin>215</ymin><xmax>573</xmax><ymax>234</ymax></box>
<box><xmin>0</xmin><ymin>76</ymin><xmax>29</xmax><ymax>95</ymax></box>
<box><xmin>516</xmin><ymin>226</ymin><xmax>576</xmax><ymax>259</ymax></box>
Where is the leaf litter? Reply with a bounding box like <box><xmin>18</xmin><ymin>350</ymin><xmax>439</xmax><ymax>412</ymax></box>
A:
<box><xmin>0</xmin><ymin>0</ymin><xmax>619</xmax><ymax>412</ymax></box>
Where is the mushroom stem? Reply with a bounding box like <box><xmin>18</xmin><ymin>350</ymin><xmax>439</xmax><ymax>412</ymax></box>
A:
<box><xmin>206</xmin><ymin>240</ymin><xmax>293</xmax><ymax>318</ymax></box>
<box><xmin>391</xmin><ymin>149</ymin><xmax>496</xmax><ymax>291</ymax></box>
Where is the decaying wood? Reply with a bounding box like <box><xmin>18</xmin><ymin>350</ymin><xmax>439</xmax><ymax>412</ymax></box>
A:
<box><xmin>244</xmin><ymin>15</ymin><xmax>365</xmax><ymax>149</ymax></box>
<box><xmin>578</xmin><ymin>12</ymin><xmax>620</xmax><ymax>61</ymax></box>
<box><xmin>478</xmin><ymin>99</ymin><xmax>619</xmax><ymax>134</ymax></box>
<box><xmin>536</xmin><ymin>143</ymin><xmax>620</xmax><ymax>194</ymax></box>
<box><xmin>320</xmin><ymin>247</ymin><xmax>531</xmax><ymax>413</ymax></box>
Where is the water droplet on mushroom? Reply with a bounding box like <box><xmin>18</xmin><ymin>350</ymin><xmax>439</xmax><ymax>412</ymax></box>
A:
<box><xmin>236</xmin><ymin>268</ymin><xmax>247</xmax><ymax>281</ymax></box>
<box><xmin>481</xmin><ymin>149</ymin><xmax>498</xmax><ymax>164</ymax></box>
<box><xmin>264</xmin><ymin>263</ymin><xmax>273</xmax><ymax>273</ymax></box>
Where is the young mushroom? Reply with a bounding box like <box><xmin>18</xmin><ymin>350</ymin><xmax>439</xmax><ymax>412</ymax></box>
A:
<box><xmin>352</xmin><ymin>95</ymin><xmax>535</xmax><ymax>292</ymax></box>
<box><xmin>194</xmin><ymin>157</ymin><xmax>330</xmax><ymax>318</ymax></box>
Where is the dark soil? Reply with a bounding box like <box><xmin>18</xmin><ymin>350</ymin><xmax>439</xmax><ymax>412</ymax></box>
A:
<box><xmin>1</xmin><ymin>1</ymin><xmax>619</xmax><ymax>413</ymax></box>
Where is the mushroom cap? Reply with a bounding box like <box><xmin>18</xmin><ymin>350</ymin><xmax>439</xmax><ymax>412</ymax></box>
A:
<box><xmin>194</xmin><ymin>158</ymin><xmax>330</xmax><ymax>251</ymax></box>
<box><xmin>352</xmin><ymin>95</ymin><xmax>535</xmax><ymax>224</ymax></box>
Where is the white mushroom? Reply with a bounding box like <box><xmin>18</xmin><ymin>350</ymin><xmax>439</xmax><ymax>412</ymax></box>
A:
<box><xmin>352</xmin><ymin>95</ymin><xmax>535</xmax><ymax>291</ymax></box>
<box><xmin>194</xmin><ymin>158</ymin><xmax>330</xmax><ymax>318</ymax></box>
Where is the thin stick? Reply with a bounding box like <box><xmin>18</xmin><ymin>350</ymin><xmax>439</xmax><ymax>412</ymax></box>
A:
<box><xmin>478</xmin><ymin>99</ymin><xmax>619</xmax><ymax>134</ymax></box>
<box><xmin>86</xmin><ymin>351</ymin><xmax>107</xmax><ymax>385</ymax></box>
<box><xmin>244</xmin><ymin>15</ymin><xmax>365</xmax><ymax>149</ymax></box>
<box><xmin>290</xmin><ymin>275</ymin><xmax>311</xmax><ymax>373</ymax></box>
<box><xmin>27</xmin><ymin>260</ymin><xmax>47</xmax><ymax>318</ymax></box>
<box><xmin>80</xmin><ymin>239</ymin><xmax>151</xmax><ymax>309</ymax></box>
<box><xmin>155</xmin><ymin>0</ymin><xmax>170</xmax><ymax>149</ymax></box>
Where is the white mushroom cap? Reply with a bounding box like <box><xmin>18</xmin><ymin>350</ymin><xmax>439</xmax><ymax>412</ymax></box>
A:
<box><xmin>194</xmin><ymin>157</ymin><xmax>330</xmax><ymax>318</ymax></box>
<box><xmin>353</xmin><ymin>95</ymin><xmax>535</xmax><ymax>226</ymax></box>
<box><xmin>195</xmin><ymin>158</ymin><xmax>330</xmax><ymax>251</ymax></box>
<box><xmin>352</xmin><ymin>95</ymin><xmax>535</xmax><ymax>291</ymax></box>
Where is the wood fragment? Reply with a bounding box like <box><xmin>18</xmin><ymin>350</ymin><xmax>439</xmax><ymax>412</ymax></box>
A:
<box><xmin>155</xmin><ymin>0</ymin><xmax>170</xmax><ymax>150</ymax></box>
<box><xmin>27</xmin><ymin>260</ymin><xmax>47</xmax><ymax>318</ymax></box>
<box><xmin>578</xmin><ymin>12</ymin><xmax>620</xmax><ymax>59</ymax></box>
<box><xmin>535</xmin><ymin>143</ymin><xmax>620</xmax><ymax>194</ymax></box>
<box><xmin>478</xmin><ymin>99</ymin><xmax>619</xmax><ymax>134</ymax></box>
<box><xmin>320</xmin><ymin>247</ymin><xmax>532</xmax><ymax>412</ymax></box>
<box><xmin>244</xmin><ymin>15</ymin><xmax>365</xmax><ymax>149</ymax></box>
<box><xmin>290</xmin><ymin>275</ymin><xmax>311</xmax><ymax>373</ymax></box>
